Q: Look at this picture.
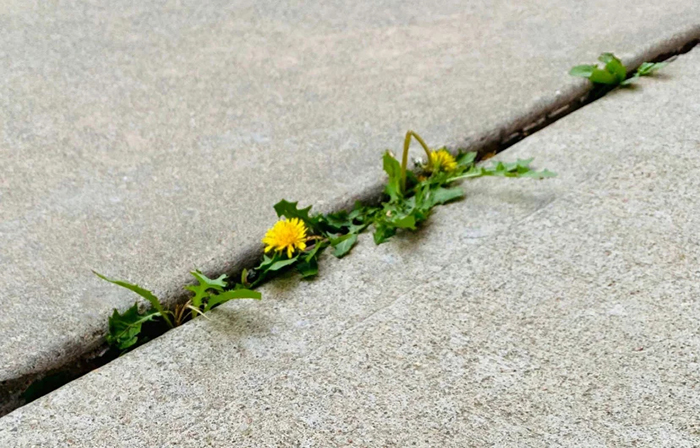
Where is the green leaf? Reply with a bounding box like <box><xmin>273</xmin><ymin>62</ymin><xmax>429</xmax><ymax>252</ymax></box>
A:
<box><xmin>94</xmin><ymin>271</ymin><xmax>173</xmax><ymax>328</ymax></box>
<box><xmin>330</xmin><ymin>233</ymin><xmax>358</xmax><ymax>258</ymax></box>
<box><xmin>636</xmin><ymin>62</ymin><xmax>654</xmax><ymax>75</ymax></box>
<box><xmin>621</xmin><ymin>60</ymin><xmax>666</xmax><ymax>86</ymax></box>
<box><xmin>273</xmin><ymin>200</ymin><xmax>317</xmax><ymax>228</ymax></box>
<box><xmin>106</xmin><ymin>303</ymin><xmax>160</xmax><ymax>350</ymax></box>
<box><xmin>185</xmin><ymin>270</ymin><xmax>228</xmax><ymax>308</ymax></box>
<box><xmin>383</xmin><ymin>151</ymin><xmax>403</xmax><ymax>201</ymax></box>
<box><xmin>620</xmin><ymin>75</ymin><xmax>639</xmax><ymax>86</ymax></box>
<box><xmin>296</xmin><ymin>241</ymin><xmax>327</xmax><ymax>278</ymax></box>
<box><xmin>320</xmin><ymin>210</ymin><xmax>351</xmax><ymax>232</ymax></box>
<box><xmin>569</xmin><ymin>64</ymin><xmax>596</xmax><ymax>78</ymax></box>
<box><xmin>478</xmin><ymin>162</ymin><xmax>507</xmax><ymax>177</ymax></box>
<box><xmin>204</xmin><ymin>289</ymin><xmax>261</xmax><ymax>312</ymax></box>
<box><xmin>252</xmin><ymin>253</ymin><xmax>298</xmax><ymax>285</ymax></box>
<box><xmin>373</xmin><ymin>223</ymin><xmax>396</xmax><ymax>245</ymax></box>
<box><xmin>636</xmin><ymin>61</ymin><xmax>668</xmax><ymax>76</ymax></box>
<box><xmin>599</xmin><ymin>53</ymin><xmax>626</xmax><ymax>82</ymax></box>
<box><xmin>454</xmin><ymin>158</ymin><xmax>553</xmax><ymax>180</ymax></box>
<box><xmin>597</xmin><ymin>53</ymin><xmax>615</xmax><ymax>64</ymax></box>
<box><xmin>267</xmin><ymin>256</ymin><xmax>299</xmax><ymax>272</ymax></box>
<box><xmin>588</xmin><ymin>68</ymin><xmax>619</xmax><ymax>85</ymax></box>
<box><xmin>297</xmin><ymin>257</ymin><xmax>319</xmax><ymax>278</ymax></box>
<box><xmin>455</xmin><ymin>151</ymin><xmax>477</xmax><ymax>168</ymax></box>
<box><xmin>389</xmin><ymin>214</ymin><xmax>416</xmax><ymax>229</ymax></box>
<box><xmin>347</xmin><ymin>202</ymin><xmax>365</xmax><ymax>220</ymax></box>
<box><xmin>427</xmin><ymin>186</ymin><xmax>465</xmax><ymax>206</ymax></box>
<box><xmin>518</xmin><ymin>168</ymin><xmax>558</xmax><ymax>179</ymax></box>
<box><xmin>257</xmin><ymin>254</ymin><xmax>276</xmax><ymax>270</ymax></box>
<box><xmin>318</xmin><ymin>208</ymin><xmax>373</xmax><ymax>235</ymax></box>
<box><xmin>516</xmin><ymin>158</ymin><xmax>534</xmax><ymax>169</ymax></box>
<box><xmin>305</xmin><ymin>240</ymin><xmax>328</xmax><ymax>261</ymax></box>
<box><xmin>348</xmin><ymin>203</ymin><xmax>379</xmax><ymax>233</ymax></box>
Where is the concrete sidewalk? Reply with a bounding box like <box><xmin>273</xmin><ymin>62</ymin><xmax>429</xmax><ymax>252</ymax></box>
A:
<box><xmin>2</xmin><ymin>40</ymin><xmax>699</xmax><ymax>448</ymax></box>
<box><xmin>2</xmin><ymin>0</ymin><xmax>700</xmax><ymax>410</ymax></box>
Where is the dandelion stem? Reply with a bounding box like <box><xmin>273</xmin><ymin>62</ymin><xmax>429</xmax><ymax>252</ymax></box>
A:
<box><xmin>400</xmin><ymin>131</ymin><xmax>433</xmax><ymax>193</ymax></box>
<box><xmin>305</xmin><ymin>235</ymin><xmax>325</xmax><ymax>242</ymax></box>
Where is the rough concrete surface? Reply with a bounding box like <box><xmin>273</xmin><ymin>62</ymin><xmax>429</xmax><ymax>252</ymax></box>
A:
<box><xmin>2</xmin><ymin>42</ymin><xmax>699</xmax><ymax>447</ymax></box>
<box><xmin>2</xmin><ymin>0</ymin><xmax>700</xmax><ymax>405</ymax></box>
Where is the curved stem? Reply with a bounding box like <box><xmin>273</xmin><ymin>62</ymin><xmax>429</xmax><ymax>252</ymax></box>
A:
<box><xmin>411</xmin><ymin>131</ymin><xmax>433</xmax><ymax>161</ymax></box>
<box><xmin>305</xmin><ymin>235</ymin><xmax>326</xmax><ymax>242</ymax></box>
<box><xmin>400</xmin><ymin>131</ymin><xmax>433</xmax><ymax>193</ymax></box>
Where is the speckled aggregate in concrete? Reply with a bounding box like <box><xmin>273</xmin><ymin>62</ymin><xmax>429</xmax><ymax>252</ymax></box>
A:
<box><xmin>2</xmin><ymin>39</ymin><xmax>699</xmax><ymax>448</ymax></box>
<box><xmin>1</xmin><ymin>0</ymin><xmax>700</xmax><ymax>402</ymax></box>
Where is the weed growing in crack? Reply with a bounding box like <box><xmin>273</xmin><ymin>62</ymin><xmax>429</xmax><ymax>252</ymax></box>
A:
<box><xmin>94</xmin><ymin>271</ymin><xmax>260</xmax><ymax>350</ymax></box>
<box><xmin>570</xmin><ymin>52</ymin><xmax>667</xmax><ymax>86</ymax></box>
<box><xmin>98</xmin><ymin>131</ymin><xmax>555</xmax><ymax>353</ymax></box>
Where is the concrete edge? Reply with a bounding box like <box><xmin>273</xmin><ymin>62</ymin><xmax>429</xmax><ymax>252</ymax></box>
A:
<box><xmin>2</xmin><ymin>22</ymin><xmax>698</xmax><ymax>417</ymax></box>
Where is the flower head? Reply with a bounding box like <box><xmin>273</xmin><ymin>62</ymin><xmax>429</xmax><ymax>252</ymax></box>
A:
<box><xmin>428</xmin><ymin>149</ymin><xmax>458</xmax><ymax>173</ymax></box>
<box><xmin>262</xmin><ymin>218</ymin><xmax>308</xmax><ymax>258</ymax></box>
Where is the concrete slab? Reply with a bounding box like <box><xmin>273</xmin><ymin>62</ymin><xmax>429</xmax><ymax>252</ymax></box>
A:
<box><xmin>2</xmin><ymin>40</ymin><xmax>700</xmax><ymax>447</ymax></box>
<box><xmin>2</xmin><ymin>0</ymin><xmax>700</xmax><ymax>412</ymax></box>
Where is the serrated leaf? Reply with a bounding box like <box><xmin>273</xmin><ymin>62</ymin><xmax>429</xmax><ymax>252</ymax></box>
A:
<box><xmin>273</xmin><ymin>200</ymin><xmax>317</xmax><ymax>228</ymax></box>
<box><xmin>569</xmin><ymin>64</ymin><xmax>596</xmax><ymax>78</ymax></box>
<box><xmin>106</xmin><ymin>303</ymin><xmax>160</xmax><ymax>350</ymax></box>
<box><xmin>519</xmin><ymin>169</ymin><xmax>558</xmax><ymax>179</ymax></box>
<box><xmin>516</xmin><ymin>158</ymin><xmax>534</xmax><ymax>168</ymax></box>
<box><xmin>204</xmin><ymin>289</ymin><xmax>261</xmax><ymax>312</ymax></box>
<box><xmin>320</xmin><ymin>210</ymin><xmax>351</xmax><ymax>232</ymax></box>
<box><xmin>185</xmin><ymin>270</ymin><xmax>228</xmax><ymax>308</ymax></box>
<box><xmin>347</xmin><ymin>203</ymin><xmax>379</xmax><ymax>234</ymax></box>
<box><xmin>453</xmin><ymin>157</ymin><xmax>551</xmax><ymax>179</ymax></box>
<box><xmin>479</xmin><ymin>162</ymin><xmax>508</xmax><ymax>177</ymax></box>
<box><xmin>318</xmin><ymin>208</ymin><xmax>373</xmax><ymax>235</ymax></box>
<box><xmin>94</xmin><ymin>271</ymin><xmax>173</xmax><ymax>328</ymax></box>
<box><xmin>191</xmin><ymin>271</ymin><xmax>227</xmax><ymax>289</ymax></box>
<box><xmin>330</xmin><ymin>233</ymin><xmax>358</xmax><ymax>258</ymax></box>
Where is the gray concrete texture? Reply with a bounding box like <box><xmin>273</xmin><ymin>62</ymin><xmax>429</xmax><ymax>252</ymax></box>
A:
<box><xmin>2</xmin><ymin>43</ymin><xmax>700</xmax><ymax>447</ymax></box>
<box><xmin>2</xmin><ymin>0</ymin><xmax>700</xmax><ymax>400</ymax></box>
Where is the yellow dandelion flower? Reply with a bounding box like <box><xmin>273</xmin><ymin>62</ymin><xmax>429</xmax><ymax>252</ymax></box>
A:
<box><xmin>262</xmin><ymin>218</ymin><xmax>308</xmax><ymax>258</ymax></box>
<box><xmin>428</xmin><ymin>149</ymin><xmax>458</xmax><ymax>173</ymax></box>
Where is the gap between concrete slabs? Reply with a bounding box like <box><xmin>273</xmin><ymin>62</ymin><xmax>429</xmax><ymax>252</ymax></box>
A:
<box><xmin>1</xmin><ymin>4</ymin><xmax>699</xmax><ymax>416</ymax></box>
<box><xmin>2</xmin><ymin>43</ymin><xmax>700</xmax><ymax>447</ymax></box>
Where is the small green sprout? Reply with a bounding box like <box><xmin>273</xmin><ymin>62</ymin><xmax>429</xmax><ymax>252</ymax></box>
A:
<box><xmin>570</xmin><ymin>52</ymin><xmax>667</xmax><ymax>86</ymax></box>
